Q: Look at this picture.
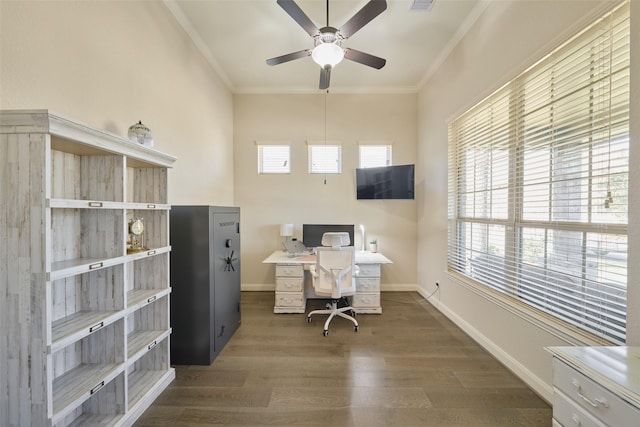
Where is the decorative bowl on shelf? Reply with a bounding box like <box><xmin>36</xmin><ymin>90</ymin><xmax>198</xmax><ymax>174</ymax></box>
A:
<box><xmin>127</xmin><ymin>120</ymin><xmax>154</xmax><ymax>147</ymax></box>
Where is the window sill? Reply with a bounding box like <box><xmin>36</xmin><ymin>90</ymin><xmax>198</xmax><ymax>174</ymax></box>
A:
<box><xmin>445</xmin><ymin>270</ymin><xmax>617</xmax><ymax>346</ymax></box>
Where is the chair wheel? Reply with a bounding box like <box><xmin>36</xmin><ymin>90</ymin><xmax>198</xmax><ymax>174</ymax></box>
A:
<box><xmin>354</xmin><ymin>325</ymin><xmax>359</xmax><ymax>332</ymax></box>
<box><xmin>307</xmin><ymin>316</ymin><xmax>312</xmax><ymax>323</ymax></box>
<box><xmin>323</xmin><ymin>330</ymin><xmax>329</xmax><ymax>336</ymax></box>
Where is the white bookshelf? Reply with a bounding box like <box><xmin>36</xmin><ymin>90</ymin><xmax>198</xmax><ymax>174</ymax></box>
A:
<box><xmin>0</xmin><ymin>109</ymin><xmax>176</xmax><ymax>426</ymax></box>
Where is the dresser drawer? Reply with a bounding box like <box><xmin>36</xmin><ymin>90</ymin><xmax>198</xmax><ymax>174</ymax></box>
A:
<box><xmin>275</xmin><ymin>277</ymin><xmax>303</xmax><ymax>292</ymax></box>
<box><xmin>351</xmin><ymin>292</ymin><xmax>380</xmax><ymax>308</ymax></box>
<box><xmin>356</xmin><ymin>264</ymin><xmax>380</xmax><ymax>278</ymax></box>
<box><xmin>275</xmin><ymin>264</ymin><xmax>304</xmax><ymax>278</ymax></box>
<box><xmin>553</xmin><ymin>359</ymin><xmax>639</xmax><ymax>426</ymax></box>
<box><xmin>356</xmin><ymin>277</ymin><xmax>380</xmax><ymax>292</ymax></box>
<box><xmin>275</xmin><ymin>292</ymin><xmax>305</xmax><ymax>308</ymax></box>
<box><xmin>554</xmin><ymin>388</ymin><xmax>605</xmax><ymax>427</ymax></box>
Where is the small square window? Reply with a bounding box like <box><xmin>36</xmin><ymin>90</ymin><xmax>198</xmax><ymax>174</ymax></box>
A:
<box><xmin>308</xmin><ymin>144</ymin><xmax>341</xmax><ymax>174</ymax></box>
<box><xmin>258</xmin><ymin>145</ymin><xmax>290</xmax><ymax>174</ymax></box>
<box><xmin>359</xmin><ymin>144</ymin><xmax>392</xmax><ymax>168</ymax></box>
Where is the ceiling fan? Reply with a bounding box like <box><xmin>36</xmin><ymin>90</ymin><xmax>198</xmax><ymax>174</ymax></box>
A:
<box><xmin>266</xmin><ymin>0</ymin><xmax>387</xmax><ymax>90</ymax></box>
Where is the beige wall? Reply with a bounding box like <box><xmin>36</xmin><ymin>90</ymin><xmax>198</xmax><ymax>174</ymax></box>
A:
<box><xmin>417</xmin><ymin>0</ymin><xmax>639</xmax><ymax>402</ymax></box>
<box><xmin>234</xmin><ymin>93</ymin><xmax>417</xmax><ymax>290</ymax></box>
<box><xmin>0</xmin><ymin>0</ymin><xmax>234</xmax><ymax>206</ymax></box>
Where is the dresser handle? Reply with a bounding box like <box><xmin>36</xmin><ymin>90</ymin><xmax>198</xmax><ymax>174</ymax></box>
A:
<box><xmin>88</xmin><ymin>201</ymin><xmax>103</xmax><ymax>207</ymax></box>
<box><xmin>147</xmin><ymin>340</ymin><xmax>157</xmax><ymax>350</ymax></box>
<box><xmin>89</xmin><ymin>262</ymin><xmax>103</xmax><ymax>270</ymax></box>
<box><xmin>572</xmin><ymin>380</ymin><xmax>608</xmax><ymax>408</ymax></box>
<box><xmin>147</xmin><ymin>204</ymin><xmax>156</xmax><ymax>209</ymax></box>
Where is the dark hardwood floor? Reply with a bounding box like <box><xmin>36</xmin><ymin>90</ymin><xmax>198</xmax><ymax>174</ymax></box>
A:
<box><xmin>135</xmin><ymin>292</ymin><xmax>551</xmax><ymax>426</ymax></box>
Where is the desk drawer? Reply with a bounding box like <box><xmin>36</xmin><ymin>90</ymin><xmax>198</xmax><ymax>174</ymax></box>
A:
<box><xmin>275</xmin><ymin>277</ymin><xmax>303</xmax><ymax>292</ymax></box>
<box><xmin>554</xmin><ymin>388</ymin><xmax>604</xmax><ymax>427</ymax></box>
<box><xmin>276</xmin><ymin>264</ymin><xmax>304</xmax><ymax>278</ymax></box>
<box><xmin>356</xmin><ymin>277</ymin><xmax>380</xmax><ymax>292</ymax></box>
<box><xmin>275</xmin><ymin>292</ymin><xmax>305</xmax><ymax>308</ymax></box>
<box><xmin>352</xmin><ymin>292</ymin><xmax>380</xmax><ymax>308</ymax></box>
<box><xmin>356</xmin><ymin>264</ymin><xmax>380</xmax><ymax>278</ymax></box>
<box><xmin>553</xmin><ymin>358</ymin><xmax>639</xmax><ymax>426</ymax></box>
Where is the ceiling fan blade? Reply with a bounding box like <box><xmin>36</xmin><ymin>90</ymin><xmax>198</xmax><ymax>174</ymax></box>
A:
<box><xmin>266</xmin><ymin>49</ymin><xmax>312</xmax><ymax>66</ymax></box>
<box><xmin>319</xmin><ymin>65</ymin><xmax>331</xmax><ymax>90</ymax></box>
<box><xmin>277</xmin><ymin>0</ymin><xmax>320</xmax><ymax>37</ymax></box>
<box><xmin>339</xmin><ymin>0</ymin><xmax>387</xmax><ymax>39</ymax></box>
<box><xmin>343</xmin><ymin>48</ymin><xmax>386</xmax><ymax>69</ymax></box>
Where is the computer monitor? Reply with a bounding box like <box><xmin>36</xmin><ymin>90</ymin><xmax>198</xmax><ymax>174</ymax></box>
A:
<box><xmin>302</xmin><ymin>224</ymin><xmax>355</xmax><ymax>248</ymax></box>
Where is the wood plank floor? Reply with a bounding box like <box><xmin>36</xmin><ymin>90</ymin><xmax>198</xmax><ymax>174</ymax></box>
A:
<box><xmin>135</xmin><ymin>292</ymin><xmax>551</xmax><ymax>426</ymax></box>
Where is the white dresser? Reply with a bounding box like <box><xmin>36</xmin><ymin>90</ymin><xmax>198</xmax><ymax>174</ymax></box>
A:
<box><xmin>547</xmin><ymin>346</ymin><xmax>640</xmax><ymax>427</ymax></box>
<box><xmin>263</xmin><ymin>250</ymin><xmax>392</xmax><ymax>314</ymax></box>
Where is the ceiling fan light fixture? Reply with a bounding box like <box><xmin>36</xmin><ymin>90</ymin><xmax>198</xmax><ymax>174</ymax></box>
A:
<box><xmin>311</xmin><ymin>42</ymin><xmax>344</xmax><ymax>68</ymax></box>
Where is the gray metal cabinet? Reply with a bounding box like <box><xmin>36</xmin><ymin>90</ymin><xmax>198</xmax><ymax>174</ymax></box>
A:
<box><xmin>170</xmin><ymin>206</ymin><xmax>241</xmax><ymax>365</ymax></box>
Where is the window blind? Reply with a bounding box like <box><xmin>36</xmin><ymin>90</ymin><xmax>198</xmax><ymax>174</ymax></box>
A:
<box><xmin>359</xmin><ymin>144</ymin><xmax>392</xmax><ymax>168</ymax></box>
<box><xmin>447</xmin><ymin>2</ymin><xmax>629</xmax><ymax>343</ymax></box>
<box><xmin>258</xmin><ymin>144</ymin><xmax>290</xmax><ymax>174</ymax></box>
<box><xmin>308</xmin><ymin>144</ymin><xmax>342</xmax><ymax>174</ymax></box>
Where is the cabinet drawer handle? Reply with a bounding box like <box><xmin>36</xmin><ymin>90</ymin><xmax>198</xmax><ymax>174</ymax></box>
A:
<box><xmin>572</xmin><ymin>380</ymin><xmax>608</xmax><ymax>408</ymax></box>
<box><xmin>147</xmin><ymin>204</ymin><xmax>156</xmax><ymax>209</ymax></box>
<box><xmin>90</xmin><ymin>381</ymin><xmax>105</xmax><ymax>395</ymax></box>
<box><xmin>88</xmin><ymin>201</ymin><xmax>103</xmax><ymax>208</ymax></box>
<box><xmin>147</xmin><ymin>340</ymin><xmax>157</xmax><ymax>350</ymax></box>
<box><xmin>147</xmin><ymin>250</ymin><xmax>156</xmax><ymax>256</ymax></box>
<box><xmin>147</xmin><ymin>295</ymin><xmax>157</xmax><ymax>303</ymax></box>
<box><xmin>89</xmin><ymin>262</ymin><xmax>103</xmax><ymax>270</ymax></box>
<box><xmin>89</xmin><ymin>321</ymin><xmax>104</xmax><ymax>333</ymax></box>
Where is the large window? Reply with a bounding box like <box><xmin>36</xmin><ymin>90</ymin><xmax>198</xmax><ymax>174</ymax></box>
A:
<box><xmin>448</xmin><ymin>3</ymin><xmax>629</xmax><ymax>343</ymax></box>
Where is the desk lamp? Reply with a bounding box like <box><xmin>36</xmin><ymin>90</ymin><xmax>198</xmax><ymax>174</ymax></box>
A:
<box><xmin>280</xmin><ymin>223</ymin><xmax>294</xmax><ymax>243</ymax></box>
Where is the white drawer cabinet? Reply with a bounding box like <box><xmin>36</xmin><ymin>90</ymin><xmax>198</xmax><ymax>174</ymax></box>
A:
<box><xmin>274</xmin><ymin>264</ymin><xmax>306</xmax><ymax>313</ymax></box>
<box><xmin>548</xmin><ymin>346</ymin><xmax>640</xmax><ymax>427</ymax></box>
<box><xmin>352</xmin><ymin>263</ymin><xmax>382</xmax><ymax>314</ymax></box>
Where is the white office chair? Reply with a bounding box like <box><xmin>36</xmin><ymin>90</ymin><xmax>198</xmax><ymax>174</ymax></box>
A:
<box><xmin>306</xmin><ymin>232</ymin><xmax>359</xmax><ymax>336</ymax></box>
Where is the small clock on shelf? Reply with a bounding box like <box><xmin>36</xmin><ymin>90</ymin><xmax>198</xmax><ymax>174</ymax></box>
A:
<box><xmin>127</xmin><ymin>217</ymin><xmax>147</xmax><ymax>253</ymax></box>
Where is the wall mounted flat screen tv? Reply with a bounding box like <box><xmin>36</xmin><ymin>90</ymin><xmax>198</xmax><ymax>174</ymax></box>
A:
<box><xmin>356</xmin><ymin>164</ymin><xmax>415</xmax><ymax>200</ymax></box>
<box><xmin>302</xmin><ymin>224</ymin><xmax>355</xmax><ymax>248</ymax></box>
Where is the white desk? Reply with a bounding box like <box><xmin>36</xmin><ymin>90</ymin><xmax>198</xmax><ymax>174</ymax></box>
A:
<box><xmin>263</xmin><ymin>250</ymin><xmax>392</xmax><ymax>314</ymax></box>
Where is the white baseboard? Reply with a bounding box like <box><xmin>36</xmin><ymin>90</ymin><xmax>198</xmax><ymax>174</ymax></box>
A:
<box><xmin>380</xmin><ymin>283</ymin><xmax>417</xmax><ymax>292</ymax></box>
<box><xmin>416</xmin><ymin>286</ymin><xmax>553</xmax><ymax>404</ymax></box>
<box><xmin>242</xmin><ymin>283</ymin><xmax>275</xmax><ymax>292</ymax></box>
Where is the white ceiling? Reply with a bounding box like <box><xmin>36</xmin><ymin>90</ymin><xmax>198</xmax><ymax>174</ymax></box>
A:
<box><xmin>164</xmin><ymin>0</ymin><xmax>485</xmax><ymax>93</ymax></box>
